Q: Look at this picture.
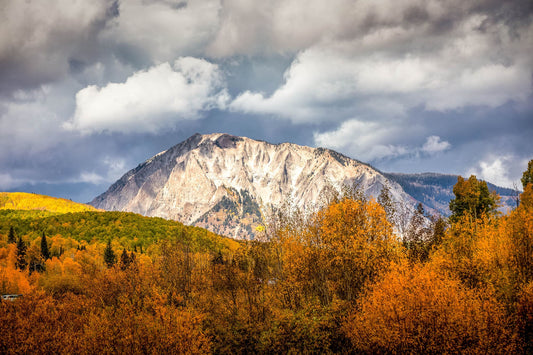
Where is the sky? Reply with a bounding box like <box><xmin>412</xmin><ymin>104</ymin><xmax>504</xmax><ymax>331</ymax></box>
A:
<box><xmin>1</xmin><ymin>0</ymin><xmax>532</xmax><ymax>203</ymax></box>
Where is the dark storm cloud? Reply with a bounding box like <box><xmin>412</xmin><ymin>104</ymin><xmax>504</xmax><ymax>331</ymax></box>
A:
<box><xmin>0</xmin><ymin>1</ymin><xmax>119</xmax><ymax>97</ymax></box>
<box><xmin>0</xmin><ymin>0</ymin><xmax>532</xmax><ymax>200</ymax></box>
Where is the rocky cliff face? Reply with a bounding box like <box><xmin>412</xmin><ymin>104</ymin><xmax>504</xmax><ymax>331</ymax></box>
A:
<box><xmin>91</xmin><ymin>133</ymin><xmax>419</xmax><ymax>239</ymax></box>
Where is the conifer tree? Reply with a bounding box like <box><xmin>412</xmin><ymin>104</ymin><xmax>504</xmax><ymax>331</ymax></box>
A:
<box><xmin>104</xmin><ymin>240</ymin><xmax>116</xmax><ymax>268</ymax></box>
<box><xmin>40</xmin><ymin>232</ymin><xmax>50</xmax><ymax>260</ymax></box>
<box><xmin>378</xmin><ymin>183</ymin><xmax>395</xmax><ymax>223</ymax></box>
<box><xmin>16</xmin><ymin>236</ymin><xmax>27</xmax><ymax>270</ymax></box>
<box><xmin>404</xmin><ymin>203</ymin><xmax>431</xmax><ymax>262</ymax></box>
<box><xmin>522</xmin><ymin>159</ymin><xmax>533</xmax><ymax>189</ymax></box>
<box><xmin>7</xmin><ymin>226</ymin><xmax>15</xmax><ymax>244</ymax></box>
<box><xmin>120</xmin><ymin>248</ymin><xmax>131</xmax><ymax>270</ymax></box>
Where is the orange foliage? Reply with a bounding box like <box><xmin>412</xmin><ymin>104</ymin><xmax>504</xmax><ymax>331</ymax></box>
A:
<box><xmin>277</xmin><ymin>198</ymin><xmax>398</xmax><ymax>307</ymax></box>
<box><xmin>344</xmin><ymin>260</ymin><xmax>518</xmax><ymax>354</ymax></box>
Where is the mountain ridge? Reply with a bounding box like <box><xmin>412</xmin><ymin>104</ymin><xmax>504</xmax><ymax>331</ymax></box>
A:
<box><xmin>385</xmin><ymin>172</ymin><xmax>519</xmax><ymax>216</ymax></box>
<box><xmin>91</xmin><ymin>133</ymin><xmax>419</xmax><ymax>239</ymax></box>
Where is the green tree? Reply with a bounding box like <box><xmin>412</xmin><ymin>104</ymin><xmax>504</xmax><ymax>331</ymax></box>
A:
<box><xmin>522</xmin><ymin>159</ymin><xmax>533</xmax><ymax>189</ymax></box>
<box><xmin>15</xmin><ymin>236</ymin><xmax>27</xmax><ymax>270</ymax></box>
<box><xmin>104</xmin><ymin>240</ymin><xmax>116</xmax><ymax>268</ymax></box>
<box><xmin>7</xmin><ymin>226</ymin><xmax>15</xmax><ymax>244</ymax></box>
<box><xmin>40</xmin><ymin>232</ymin><xmax>50</xmax><ymax>260</ymax></box>
<box><xmin>449</xmin><ymin>175</ymin><xmax>499</xmax><ymax>221</ymax></box>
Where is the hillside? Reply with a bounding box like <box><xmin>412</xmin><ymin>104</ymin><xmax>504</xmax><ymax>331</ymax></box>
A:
<box><xmin>0</xmin><ymin>209</ymin><xmax>237</xmax><ymax>254</ymax></box>
<box><xmin>0</xmin><ymin>192</ymin><xmax>98</xmax><ymax>214</ymax></box>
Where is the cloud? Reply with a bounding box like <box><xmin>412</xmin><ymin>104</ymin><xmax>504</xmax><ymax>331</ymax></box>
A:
<box><xmin>468</xmin><ymin>156</ymin><xmax>515</xmax><ymax>188</ymax></box>
<box><xmin>422</xmin><ymin>136</ymin><xmax>451</xmax><ymax>154</ymax></box>
<box><xmin>313</xmin><ymin>119</ymin><xmax>409</xmax><ymax>161</ymax></box>
<box><xmin>102</xmin><ymin>0</ymin><xmax>221</xmax><ymax>63</ymax></box>
<box><xmin>66</xmin><ymin>57</ymin><xmax>229</xmax><ymax>134</ymax></box>
<box><xmin>208</xmin><ymin>0</ymin><xmax>533</xmax><ymax>57</ymax></box>
<box><xmin>0</xmin><ymin>0</ymin><xmax>113</xmax><ymax>95</ymax></box>
<box><xmin>77</xmin><ymin>156</ymin><xmax>127</xmax><ymax>185</ymax></box>
<box><xmin>313</xmin><ymin>120</ymin><xmax>452</xmax><ymax>162</ymax></box>
<box><xmin>230</xmin><ymin>38</ymin><xmax>531</xmax><ymax>122</ymax></box>
<box><xmin>0</xmin><ymin>173</ymin><xmax>18</xmax><ymax>190</ymax></box>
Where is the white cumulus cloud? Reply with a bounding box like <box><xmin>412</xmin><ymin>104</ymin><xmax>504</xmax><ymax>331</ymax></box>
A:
<box><xmin>468</xmin><ymin>156</ymin><xmax>515</xmax><ymax>188</ymax></box>
<box><xmin>313</xmin><ymin>119</ymin><xmax>408</xmax><ymax>161</ymax></box>
<box><xmin>230</xmin><ymin>41</ymin><xmax>531</xmax><ymax>123</ymax></box>
<box><xmin>422</xmin><ymin>136</ymin><xmax>451</xmax><ymax>154</ymax></box>
<box><xmin>314</xmin><ymin>120</ymin><xmax>453</xmax><ymax>162</ymax></box>
<box><xmin>66</xmin><ymin>57</ymin><xmax>229</xmax><ymax>134</ymax></box>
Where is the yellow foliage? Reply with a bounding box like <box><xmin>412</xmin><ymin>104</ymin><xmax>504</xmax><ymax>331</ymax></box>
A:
<box><xmin>0</xmin><ymin>192</ymin><xmax>98</xmax><ymax>213</ymax></box>
<box><xmin>277</xmin><ymin>198</ymin><xmax>398</xmax><ymax>307</ymax></box>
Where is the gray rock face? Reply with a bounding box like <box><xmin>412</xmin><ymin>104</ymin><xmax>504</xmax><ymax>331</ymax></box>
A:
<box><xmin>91</xmin><ymin>133</ymin><xmax>419</xmax><ymax>239</ymax></box>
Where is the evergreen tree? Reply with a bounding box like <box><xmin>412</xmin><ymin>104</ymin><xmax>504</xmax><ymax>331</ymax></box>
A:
<box><xmin>104</xmin><ymin>240</ymin><xmax>116</xmax><ymax>268</ymax></box>
<box><xmin>40</xmin><ymin>232</ymin><xmax>50</xmax><ymax>260</ymax></box>
<box><xmin>404</xmin><ymin>203</ymin><xmax>431</xmax><ymax>262</ymax></box>
<box><xmin>212</xmin><ymin>250</ymin><xmax>225</xmax><ymax>265</ymax></box>
<box><xmin>15</xmin><ymin>236</ymin><xmax>27</xmax><ymax>270</ymax></box>
<box><xmin>378</xmin><ymin>183</ymin><xmax>395</xmax><ymax>223</ymax></box>
<box><xmin>522</xmin><ymin>159</ymin><xmax>533</xmax><ymax>189</ymax></box>
<box><xmin>7</xmin><ymin>226</ymin><xmax>15</xmax><ymax>244</ymax></box>
<box><xmin>120</xmin><ymin>248</ymin><xmax>131</xmax><ymax>270</ymax></box>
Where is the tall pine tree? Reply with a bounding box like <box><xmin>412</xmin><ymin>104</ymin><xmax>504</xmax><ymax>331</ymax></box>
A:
<box><xmin>16</xmin><ymin>236</ymin><xmax>27</xmax><ymax>270</ymax></box>
<box><xmin>7</xmin><ymin>226</ymin><xmax>15</xmax><ymax>244</ymax></box>
<box><xmin>522</xmin><ymin>159</ymin><xmax>533</xmax><ymax>189</ymax></box>
<box><xmin>40</xmin><ymin>232</ymin><xmax>50</xmax><ymax>260</ymax></box>
<box><xmin>120</xmin><ymin>248</ymin><xmax>131</xmax><ymax>270</ymax></box>
<box><xmin>104</xmin><ymin>240</ymin><xmax>116</xmax><ymax>268</ymax></box>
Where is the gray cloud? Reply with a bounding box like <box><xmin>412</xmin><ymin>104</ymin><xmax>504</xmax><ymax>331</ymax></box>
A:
<box><xmin>0</xmin><ymin>0</ymin><xmax>532</xmax><ymax>198</ymax></box>
<box><xmin>0</xmin><ymin>0</ymin><xmax>115</xmax><ymax>96</ymax></box>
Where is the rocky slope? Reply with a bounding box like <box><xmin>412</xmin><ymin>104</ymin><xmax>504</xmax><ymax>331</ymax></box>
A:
<box><xmin>91</xmin><ymin>133</ymin><xmax>420</xmax><ymax>239</ymax></box>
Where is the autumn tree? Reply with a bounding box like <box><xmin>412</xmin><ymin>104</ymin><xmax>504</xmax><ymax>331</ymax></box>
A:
<box><xmin>508</xmin><ymin>184</ymin><xmax>533</xmax><ymax>285</ymax></box>
<box><xmin>103</xmin><ymin>240</ymin><xmax>116</xmax><ymax>268</ymax></box>
<box><xmin>344</xmin><ymin>261</ymin><xmax>518</xmax><ymax>353</ymax></box>
<box><xmin>522</xmin><ymin>159</ymin><xmax>533</xmax><ymax>189</ymax></box>
<box><xmin>449</xmin><ymin>175</ymin><xmax>499</xmax><ymax>221</ymax></box>
<box><xmin>277</xmin><ymin>197</ymin><xmax>398</xmax><ymax>308</ymax></box>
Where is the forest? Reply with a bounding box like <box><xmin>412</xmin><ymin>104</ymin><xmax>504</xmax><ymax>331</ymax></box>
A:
<box><xmin>0</xmin><ymin>161</ymin><xmax>532</xmax><ymax>354</ymax></box>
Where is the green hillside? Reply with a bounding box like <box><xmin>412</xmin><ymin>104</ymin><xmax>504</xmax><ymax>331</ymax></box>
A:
<box><xmin>0</xmin><ymin>192</ymin><xmax>239</xmax><ymax>253</ymax></box>
<box><xmin>0</xmin><ymin>210</ymin><xmax>238</xmax><ymax>253</ymax></box>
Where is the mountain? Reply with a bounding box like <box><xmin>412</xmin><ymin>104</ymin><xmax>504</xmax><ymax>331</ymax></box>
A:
<box><xmin>91</xmin><ymin>133</ymin><xmax>419</xmax><ymax>239</ymax></box>
<box><xmin>385</xmin><ymin>172</ymin><xmax>519</xmax><ymax>216</ymax></box>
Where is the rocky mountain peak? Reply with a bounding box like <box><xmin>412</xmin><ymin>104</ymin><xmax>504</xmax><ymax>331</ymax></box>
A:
<box><xmin>91</xmin><ymin>133</ymin><xmax>418</xmax><ymax>239</ymax></box>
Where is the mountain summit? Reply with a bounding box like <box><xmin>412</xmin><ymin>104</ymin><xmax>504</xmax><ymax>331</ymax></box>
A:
<box><xmin>91</xmin><ymin>133</ymin><xmax>418</xmax><ymax>239</ymax></box>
